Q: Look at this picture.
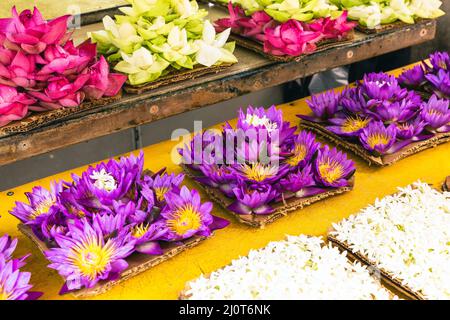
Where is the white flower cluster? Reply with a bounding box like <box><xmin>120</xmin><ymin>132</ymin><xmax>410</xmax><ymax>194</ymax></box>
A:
<box><xmin>184</xmin><ymin>235</ymin><xmax>394</xmax><ymax>299</ymax></box>
<box><xmin>331</xmin><ymin>181</ymin><xmax>450</xmax><ymax>300</ymax></box>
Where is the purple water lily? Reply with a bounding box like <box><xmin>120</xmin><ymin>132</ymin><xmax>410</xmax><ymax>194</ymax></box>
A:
<box><xmin>10</xmin><ymin>181</ymin><xmax>64</xmax><ymax>227</ymax></box>
<box><xmin>303</xmin><ymin>89</ymin><xmax>341</xmax><ymax>121</ymax></box>
<box><xmin>425</xmin><ymin>69</ymin><xmax>450</xmax><ymax>99</ymax></box>
<box><xmin>370</xmin><ymin>99</ymin><xmax>419</xmax><ymax>123</ymax></box>
<box><xmin>196</xmin><ymin>164</ymin><xmax>239</xmax><ymax>198</ymax></box>
<box><xmin>398</xmin><ymin>65</ymin><xmax>426</xmax><ymax>88</ymax></box>
<box><xmin>327</xmin><ymin>115</ymin><xmax>372</xmax><ymax>137</ymax></box>
<box><xmin>228</xmin><ymin>183</ymin><xmax>278</xmax><ymax>215</ymax></box>
<box><xmin>420</xmin><ymin>95</ymin><xmax>450</xmax><ymax>132</ymax></box>
<box><xmin>0</xmin><ymin>234</ymin><xmax>42</xmax><ymax>300</ymax></box>
<box><xmin>45</xmin><ymin>218</ymin><xmax>135</xmax><ymax>292</ymax></box>
<box><xmin>395</xmin><ymin>118</ymin><xmax>427</xmax><ymax>140</ymax></box>
<box><xmin>428</xmin><ymin>51</ymin><xmax>450</xmax><ymax>71</ymax></box>
<box><xmin>340</xmin><ymin>87</ymin><xmax>367</xmax><ymax>114</ymax></box>
<box><xmin>359</xmin><ymin>121</ymin><xmax>397</xmax><ymax>154</ymax></box>
<box><xmin>283</xmin><ymin>131</ymin><xmax>320</xmax><ymax>168</ymax></box>
<box><xmin>314</xmin><ymin>145</ymin><xmax>354</xmax><ymax>188</ymax></box>
<box><xmin>159</xmin><ymin>186</ymin><xmax>218</xmax><ymax>241</ymax></box>
<box><xmin>362</xmin><ymin>72</ymin><xmax>401</xmax><ymax>100</ymax></box>
<box><xmin>142</xmin><ymin>172</ymin><xmax>184</xmax><ymax>205</ymax></box>
<box><xmin>279</xmin><ymin>164</ymin><xmax>325</xmax><ymax>199</ymax></box>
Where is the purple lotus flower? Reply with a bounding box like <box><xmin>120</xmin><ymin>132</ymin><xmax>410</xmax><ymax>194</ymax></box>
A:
<box><xmin>303</xmin><ymin>90</ymin><xmax>341</xmax><ymax>120</ymax></box>
<box><xmin>428</xmin><ymin>51</ymin><xmax>450</xmax><ymax>71</ymax></box>
<box><xmin>228</xmin><ymin>183</ymin><xmax>278</xmax><ymax>215</ymax></box>
<box><xmin>196</xmin><ymin>164</ymin><xmax>239</xmax><ymax>198</ymax></box>
<box><xmin>0</xmin><ymin>235</ymin><xmax>18</xmax><ymax>263</ymax></box>
<box><xmin>232</xmin><ymin>162</ymin><xmax>289</xmax><ymax>185</ymax></box>
<box><xmin>159</xmin><ymin>186</ymin><xmax>222</xmax><ymax>241</ymax></box>
<box><xmin>327</xmin><ymin>115</ymin><xmax>372</xmax><ymax>137</ymax></box>
<box><xmin>340</xmin><ymin>87</ymin><xmax>367</xmax><ymax>114</ymax></box>
<box><xmin>398</xmin><ymin>65</ymin><xmax>426</xmax><ymax>88</ymax></box>
<box><xmin>314</xmin><ymin>145</ymin><xmax>355</xmax><ymax>188</ymax></box>
<box><xmin>179</xmin><ymin>131</ymin><xmax>222</xmax><ymax>168</ymax></box>
<box><xmin>284</xmin><ymin>131</ymin><xmax>320</xmax><ymax>168</ymax></box>
<box><xmin>420</xmin><ymin>95</ymin><xmax>450</xmax><ymax>132</ymax></box>
<box><xmin>0</xmin><ymin>234</ymin><xmax>42</xmax><ymax>300</ymax></box>
<box><xmin>361</xmin><ymin>72</ymin><xmax>401</xmax><ymax>100</ymax></box>
<box><xmin>395</xmin><ymin>118</ymin><xmax>427</xmax><ymax>140</ymax></box>
<box><xmin>0</xmin><ymin>84</ymin><xmax>35</xmax><ymax>126</ymax></box>
<box><xmin>235</xmin><ymin>138</ymin><xmax>281</xmax><ymax>165</ymax></box>
<box><xmin>0</xmin><ymin>256</ymin><xmax>41</xmax><ymax>300</ymax></box>
<box><xmin>10</xmin><ymin>181</ymin><xmax>64</xmax><ymax>227</ymax></box>
<box><xmin>359</xmin><ymin>121</ymin><xmax>397</xmax><ymax>154</ymax></box>
<box><xmin>425</xmin><ymin>69</ymin><xmax>450</xmax><ymax>99</ymax></box>
<box><xmin>278</xmin><ymin>164</ymin><xmax>325</xmax><ymax>199</ymax></box>
<box><xmin>45</xmin><ymin>218</ymin><xmax>135</xmax><ymax>292</ymax></box>
<box><xmin>73</xmin><ymin>152</ymin><xmax>143</xmax><ymax>208</ymax></box>
<box><xmin>129</xmin><ymin>220</ymin><xmax>168</xmax><ymax>255</ymax></box>
<box><xmin>143</xmin><ymin>172</ymin><xmax>184</xmax><ymax>205</ymax></box>
<box><xmin>0</xmin><ymin>7</ymin><xmax>70</xmax><ymax>54</ymax></box>
<box><xmin>369</xmin><ymin>99</ymin><xmax>419</xmax><ymax>123</ymax></box>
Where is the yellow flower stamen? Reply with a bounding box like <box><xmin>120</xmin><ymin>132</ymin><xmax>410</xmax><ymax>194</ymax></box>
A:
<box><xmin>240</xmin><ymin>163</ymin><xmax>276</xmax><ymax>182</ymax></box>
<box><xmin>341</xmin><ymin>116</ymin><xmax>370</xmax><ymax>133</ymax></box>
<box><xmin>167</xmin><ymin>204</ymin><xmax>201</xmax><ymax>236</ymax></box>
<box><xmin>318</xmin><ymin>160</ymin><xmax>344</xmax><ymax>184</ymax></box>
<box><xmin>0</xmin><ymin>286</ymin><xmax>11</xmax><ymax>300</ymax></box>
<box><xmin>367</xmin><ymin>133</ymin><xmax>391</xmax><ymax>149</ymax></box>
<box><xmin>154</xmin><ymin>187</ymin><xmax>171</xmax><ymax>202</ymax></box>
<box><xmin>286</xmin><ymin>144</ymin><xmax>307</xmax><ymax>166</ymax></box>
<box><xmin>29</xmin><ymin>198</ymin><xmax>55</xmax><ymax>220</ymax></box>
<box><xmin>68</xmin><ymin>236</ymin><xmax>114</xmax><ymax>281</ymax></box>
<box><xmin>131</xmin><ymin>223</ymin><xmax>149</xmax><ymax>238</ymax></box>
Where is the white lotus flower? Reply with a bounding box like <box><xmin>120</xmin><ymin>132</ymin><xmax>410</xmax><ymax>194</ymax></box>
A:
<box><xmin>267</xmin><ymin>0</ymin><xmax>300</xmax><ymax>12</ymax></box>
<box><xmin>194</xmin><ymin>21</ymin><xmax>237</xmax><ymax>67</ymax></box>
<box><xmin>347</xmin><ymin>4</ymin><xmax>382</xmax><ymax>29</ymax></box>
<box><xmin>172</xmin><ymin>0</ymin><xmax>199</xmax><ymax>19</ymax></box>
<box><xmin>408</xmin><ymin>0</ymin><xmax>445</xmax><ymax>19</ymax></box>
<box><xmin>114</xmin><ymin>47</ymin><xmax>170</xmax><ymax>85</ymax></box>
<box><xmin>101</xmin><ymin>16</ymin><xmax>143</xmax><ymax>52</ymax></box>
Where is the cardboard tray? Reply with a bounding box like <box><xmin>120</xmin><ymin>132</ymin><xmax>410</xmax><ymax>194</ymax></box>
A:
<box><xmin>356</xmin><ymin>19</ymin><xmax>430</xmax><ymax>34</ymax></box>
<box><xmin>182</xmin><ymin>164</ymin><xmax>354</xmax><ymax>228</ymax></box>
<box><xmin>299</xmin><ymin>118</ymin><xmax>450</xmax><ymax>166</ymax></box>
<box><xmin>327</xmin><ymin>233</ymin><xmax>424</xmax><ymax>300</ymax></box>
<box><xmin>124</xmin><ymin>63</ymin><xmax>235</xmax><ymax>95</ymax></box>
<box><xmin>19</xmin><ymin>223</ymin><xmax>210</xmax><ymax>298</ymax></box>
<box><xmin>0</xmin><ymin>93</ymin><xmax>122</xmax><ymax>138</ymax></box>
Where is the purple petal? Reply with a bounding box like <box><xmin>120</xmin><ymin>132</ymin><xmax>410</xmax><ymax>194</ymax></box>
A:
<box><xmin>135</xmin><ymin>241</ymin><xmax>163</xmax><ymax>255</ymax></box>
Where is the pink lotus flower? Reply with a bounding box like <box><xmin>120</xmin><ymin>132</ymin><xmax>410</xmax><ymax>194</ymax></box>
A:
<box><xmin>0</xmin><ymin>6</ymin><xmax>70</xmax><ymax>54</ymax></box>
<box><xmin>265</xmin><ymin>20</ymin><xmax>321</xmax><ymax>56</ymax></box>
<box><xmin>38</xmin><ymin>40</ymin><xmax>96</xmax><ymax>76</ymax></box>
<box><xmin>0</xmin><ymin>50</ymin><xmax>40</xmax><ymax>89</ymax></box>
<box><xmin>82</xmin><ymin>55</ymin><xmax>127</xmax><ymax>100</ymax></box>
<box><xmin>308</xmin><ymin>11</ymin><xmax>356</xmax><ymax>40</ymax></box>
<box><xmin>0</xmin><ymin>84</ymin><xmax>34</xmax><ymax>126</ymax></box>
<box><xmin>28</xmin><ymin>75</ymin><xmax>89</xmax><ymax>110</ymax></box>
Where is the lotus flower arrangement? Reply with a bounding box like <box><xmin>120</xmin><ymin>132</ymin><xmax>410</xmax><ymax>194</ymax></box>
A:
<box><xmin>9</xmin><ymin>152</ymin><xmax>229</xmax><ymax>293</ymax></box>
<box><xmin>298</xmin><ymin>71</ymin><xmax>450</xmax><ymax>158</ymax></box>
<box><xmin>89</xmin><ymin>0</ymin><xmax>237</xmax><ymax>86</ymax></box>
<box><xmin>179</xmin><ymin>105</ymin><xmax>355</xmax><ymax>217</ymax></box>
<box><xmin>214</xmin><ymin>1</ymin><xmax>356</xmax><ymax>57</ymax></box>
<box><xmin>0</xmin><ymin>6</ymin><xmax>127</xmax><ymax>127</ymax></box>
<box><xmin>399</xmin><ymin>51</ymin><xmax>450</xmax><ymax>99</ymax></box>
<box><xmin>334</xmin><ymin>0</ymin><xmax>445</xmax><ymax>29</ymax></box>
<box><xmin>0</xmin><ymin>234</ymin><xmax>42</xmax><ymax>300</ymax></box>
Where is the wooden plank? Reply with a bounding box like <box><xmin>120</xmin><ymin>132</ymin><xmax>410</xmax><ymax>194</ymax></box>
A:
<box><xmin>0</xmin><ymin>16</ymin><xmax>436</xmax><ymax>166</ymax></box>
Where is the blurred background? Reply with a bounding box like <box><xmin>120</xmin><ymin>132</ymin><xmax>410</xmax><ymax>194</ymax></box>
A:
<box><xmin>0</xmin><ymin>0</ymin><xmax>449</xmax><ymax>190</ymax></box>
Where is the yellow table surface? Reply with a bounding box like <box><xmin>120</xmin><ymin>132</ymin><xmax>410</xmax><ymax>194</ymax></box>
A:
<box><xmin>0</xmin><ymin>64</ymin><xmax>449</xmax><ymax>300</ymax></box>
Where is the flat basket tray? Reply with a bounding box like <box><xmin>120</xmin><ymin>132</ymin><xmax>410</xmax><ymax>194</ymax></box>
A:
<box><xmin>0</xmin><ymin>93</ymin><xmax>122</xmax><ymax>138</ymax></box>
<box><xmin>299</xmin><ymin>118</ymin><xmax>450</xmax><ymax>166</ymax></box>
<box><xmin>18</xmin><ymin>222</ymin><xmax>210</xmax><ymax>298</ymax></box>
<box><xmin>124</xmin><ymin>63</ymin><xmax>234</xmax><ymax>95</ymax></box>
<box><xmin>182</xmin><ymin>164</ymin><xmax>354</xmax><ymax>228</ymax></box>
